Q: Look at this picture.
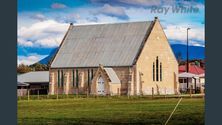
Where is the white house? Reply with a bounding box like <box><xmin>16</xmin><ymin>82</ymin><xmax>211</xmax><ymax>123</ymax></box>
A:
<box><xmin>178</xmin><ymin>65</ymin><xmax>205</xmax><ymax>93</ymax></box>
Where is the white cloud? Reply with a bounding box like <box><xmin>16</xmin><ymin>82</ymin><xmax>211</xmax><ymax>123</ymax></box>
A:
<box><xmin>91</xmin><ymin>0</ymin><xmax>162</xmax><ymax>7</ymax></box>
<box><xmin>91</xmin><ymin>0</ymin><xmax>204</xmax><ymax>7</ymax></box>
<box><xmin>189</xmin><ymin>40</ymin><xmax>205</xmax><ymax>47</ymax></box>
<box><xmin>17</xmin><ymin>3</ymin><xmax>204</xmax><ymax>48</ymax></box>
<box><xmin>56</xmin><ymin>13</ymin><xmax>81</xmax><ymax>23</ymax></box>
<box><xmin>30</xmin><ymin>14</ymin><xmax>46</xmax><ymax>21</ymax></box>
<box><xmin>118</xmin><ymin>0</ymin><xmax>162</xmax><ymax>6</ymax></box>
<box><xmin>35</xmin><ymin>37</ymin><xmax>63</xmax><ymax>47</ymax></box>
<box><xmin>18</xmin><ymin>20</ymin><xmax>69</xmax><ymax>48</ymax></box>
<box><xmin>164</xmin><ymin>24</ymin><xmax>205</xmax><ymax>46</ymax></box>
<box><xmin>18</xmin><ymin>54</ymin><xmax>48</xmax><ymax>65</ymax></box>
<box><xmin>96</xmin><ymin>4</ymin><xmax>129</xmax><ymax>20</ymax></box>
<box><xmin>18</xmin><ymin>38</ymin><xmax>33</xmax><ymax>47</ymax></box>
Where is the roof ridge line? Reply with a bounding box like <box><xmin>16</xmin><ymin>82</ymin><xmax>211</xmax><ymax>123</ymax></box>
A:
<box><xmin>72</xmin><ymin>21</ymin><xmax>151</xmax><ymax>27</ymax></box>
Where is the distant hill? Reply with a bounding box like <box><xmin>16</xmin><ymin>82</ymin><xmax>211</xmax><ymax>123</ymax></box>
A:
<box><xmin>171</xmin><ymin>44</ymin><xmax>205</xmax><ymax>60</ymax></box>
<box><xmin>38</xmin><ymin>48</ymin><xmax>57</xmax><ymax>64</ymax></box>
<box><xmin>38</xmin><ymin>44</ymin><xmax>205</xmax><ymax>65</ymax></box>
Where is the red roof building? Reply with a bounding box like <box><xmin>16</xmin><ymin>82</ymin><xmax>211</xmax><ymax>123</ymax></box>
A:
<box><xmin>179</xmin><ymin>65</ymin><xmax>205</xmax><ymax>75</ymax></box>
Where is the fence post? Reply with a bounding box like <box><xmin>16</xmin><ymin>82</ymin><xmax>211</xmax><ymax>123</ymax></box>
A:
<box><xmin>57</xmin><ymin>89</ymin><xmax>58</xmax><ymax>100</ymax></box>
<box><xmin>190</xmin><ymin>85</ymin><xmax>192</xmax><ymax>98</ymax></box>
<box><xmin>152</xmin><ymin>87</ymin><xmax>154</xmax><ymax>99</ymax></box>
<box><xmin>77</xmin><ymin>88</ymin><xmax>79</xmax><ymax>98</ymax></box>
<box><xmin>19</xmin><ymin>89</ymin><xmax>21</xmax><ymax>97</ymax></box>
<box><xmin>118</xmin><ymin>88</ymin><xmax>120</xmax><ymax>97</ymax></box>
<box><xmin>18</xmin><ymin>90</ymin><xmax>21</xmax><ymax>100</ymax></box>
<box><xmin>37</xmin><ymin>90</ymin><xmax>39</xmax><ymax>100</ymax></box>
<box><xmin>164</xmin><ymin>87</ymin><xmax>166</xmax><ymax>99</ymax></box>
<box><xmin>47</xmin><ymin>90</ymin><xmax>49</xmax><ymax>99</ymax></box>
<box><xmin>87</xmin><ymin>88</ymin><xmax>89</xmax><ymax>98</ymax></box>
<box><xmin>73</xmin><ymin>88</ymin><xmax>75</xmax><ymax>99</ymax></box>
<box><xmin>28</xmin><ymin>89</ymin><xmax>30</xmax><ymax>101</ymax></box>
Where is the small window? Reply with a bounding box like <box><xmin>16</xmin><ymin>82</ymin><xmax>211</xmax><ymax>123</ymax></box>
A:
<box><xmin>160</xmin><ymin>63</ymin><xmax>162</xmax><ymax>81</ymax></box>
<box><xmin>58</xmin><ymin>70</ymin><xmax>60</xmax><ymax>87</ymax></box>
<box><xmin>91</xmin><ymin>69</ymin><xmax>94</xmax><ymax>80</ymax></box>
<box><xmin>61</xmin><ymin>70</ymin><xmax>64</xmax><ymax>87</ymax></box>
<box><xmin>72</xmin><ymin>69</ymin><xmax>75</xmax><ymax>87</ymax></box>
<box><xmin>76</xmin><ymin>69</ymin><xmax>79</xmax><ymax>87</ymax></box>
<box><xmin>88</xmin><ymin>69</ymin><xmax>90</xmax><ymax>87</ymax></box>
<box><xmin>156</xmin><ymin>57</ymin><xmax>159</xmax><ymax>81</ymax></box>
<box><xmin>153</xmin><ymin>62</ymin><xmax>155</xmax><ymax>81</ymax></box>
<box><xmin>184</xmin><ymin>78</ymin><xmax>187</xmax><ymax>83</ymax></box>
<box><xmin>179</xmin><ymin>79</ymin><xmax>183</xmax><ymax>83</ymax></box>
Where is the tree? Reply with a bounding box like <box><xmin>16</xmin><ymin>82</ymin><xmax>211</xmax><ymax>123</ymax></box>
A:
<box><xmin>17</xmin><ymin>64</ymin><xmax>32</xmax><ymax>74</ymax></box>
<box><xmin>29</xmin><ymin>63</ymin><xmax>49</xmax><ymax>71</ymax></box>
<box><xmin>17</xmin><ymin>63</ymin><xmax>49</xmax><ymax>74</ymax></box>
<box><xmin>194</xmin><ymin>60</ymin><xmax>200</xmax><ymax>67</ymax></box>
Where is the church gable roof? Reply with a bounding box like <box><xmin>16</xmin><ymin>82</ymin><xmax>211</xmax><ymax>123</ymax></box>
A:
<box><xmin>51</xmin><ymin>21</ymin><xmax>153</xmax><ymax>68</ymax></box>
<box><xmin>104</xmin><ymin>68</ymin><xmax>120</xmax><ymax>84</ymax></box>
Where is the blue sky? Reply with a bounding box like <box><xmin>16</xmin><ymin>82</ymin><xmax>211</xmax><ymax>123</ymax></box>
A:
<box><xmin>18</xmin><ymin>0</ymin><xmax>205</xmax><ymax>65</ymax></box>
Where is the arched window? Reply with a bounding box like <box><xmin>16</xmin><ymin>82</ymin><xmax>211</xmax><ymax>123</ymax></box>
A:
<box><xmin>153</xmin><ymin>56</ymin><xmax>162</xmax><ymax>82</ymax></box>
<box><xmin>160</xmin><ymin>63</ymin><xmax>162</xmax><ymax>81</ymax></box>
<box><xmin>156</xmin><ymin>57</ymin><xmax>159</xmax><ymax>81</ymax></box>
<box><xmin>88</xmin><ymin>69</ymin><xmax>90</xmax><ymax>87</ymax></box>
<box><xmin>76</xmin><ymin>69</ymin><xmax>79</xmax><ymax>88</ymax></box>
<box><xmin>72</xmin><ymin>69</ymin><xmax>75</xmax><ymax>87</ymax></box>
<box><xmin>58</xmin><ymin>70</ymin><xmax>60</xmax><ymax>87</ymax></box>
<box><xmin>91</xmin><ymin>69</ymin><xmax>94</xmax><ymax>80</ymax></box>
<box><xmin>61</xmin><ymin>70</ymin><xmax>64</xmax><ymax>87</ymax></box>
<box><xmin>153</xmin><ymin>62</ymin><xmax>155</xmax><ymax>81</ymax></box>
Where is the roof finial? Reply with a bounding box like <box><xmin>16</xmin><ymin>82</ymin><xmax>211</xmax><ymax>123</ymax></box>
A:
<box><xmin>154</xmin><ymin>17</ymin><xmax>158</xmax><ymax>21</ymax></box>
<box><xmin>99</xmin><ymin>64</ymin><xmax>104</xmax><ymax>69</ymax></box>
<box><xmin>70</xmin><ymin>22</ymin><xmax>73</xmax><ymax>25</ymax></box>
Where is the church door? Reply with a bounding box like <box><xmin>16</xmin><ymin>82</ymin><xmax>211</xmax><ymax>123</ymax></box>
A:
<box><xmin>97</xmin><ymin>76</ymin><xmax>105</xmax><ymax>95</ymax></box>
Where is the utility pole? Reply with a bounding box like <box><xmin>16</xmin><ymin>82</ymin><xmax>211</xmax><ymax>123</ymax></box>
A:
<box><xmin>187</xmin><ymin>28</ymin><xmax>191</xmax><ymax>93</ymax></box>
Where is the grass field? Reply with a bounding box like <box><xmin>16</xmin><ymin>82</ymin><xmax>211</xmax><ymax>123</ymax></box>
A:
<box><xmin>18</xmin><ymin>97</ymin><xmax>204</xmax><ymax>125</ymax></box>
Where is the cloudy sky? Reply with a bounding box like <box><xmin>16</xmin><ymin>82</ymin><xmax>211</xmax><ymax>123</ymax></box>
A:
<box><xmin>18</xmin><ymin>0</ymin><xmax>205</xmax><ymax>65</ymax></box>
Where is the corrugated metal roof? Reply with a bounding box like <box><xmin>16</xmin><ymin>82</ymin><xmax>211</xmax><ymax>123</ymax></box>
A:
<box><xmin>51</xmin><ymin>21</ymin><xmax>153</xmax><ymax>68</ymax></box>
<box><xmin>104</xmin><ymin>68</ymin><xmax>120</xmax><ymax>84</ymax></box>
<box><xmin>179</xmin><ymin>72</ymin><xmax>197</xmax><ymax>78</ymax></box>
<box><xmin>17</xmin><ymin>82</ymin><xmax>29</xmax><ymax>86</ymax></box>
<box><xmin>17</xmin><ymin>71</ymin><xmax>49</xmax><ymax>83</ymax></box>
<box><xmin>179</xmin><ymin>65</ymin><xmax>205</xmax><ymax>75</ymax></box>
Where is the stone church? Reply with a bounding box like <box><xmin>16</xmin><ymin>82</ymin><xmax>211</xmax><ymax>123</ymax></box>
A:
<box><xmin>49</xmin><ymin>17</ymin><xmax>179</xmax><ymax>96</ymax></box>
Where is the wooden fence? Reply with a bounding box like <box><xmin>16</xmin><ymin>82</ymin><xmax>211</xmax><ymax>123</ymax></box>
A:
<box><xmin>17</xmin><ymin>93</ymin><xmax>205</xmax><ymax>101</ymax></box>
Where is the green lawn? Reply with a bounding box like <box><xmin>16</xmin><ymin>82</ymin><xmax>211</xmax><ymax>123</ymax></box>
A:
<box><xmin>18</xmin><ymin>97</ymin><xmax>204</xmax><ymax>125</ymax></box>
